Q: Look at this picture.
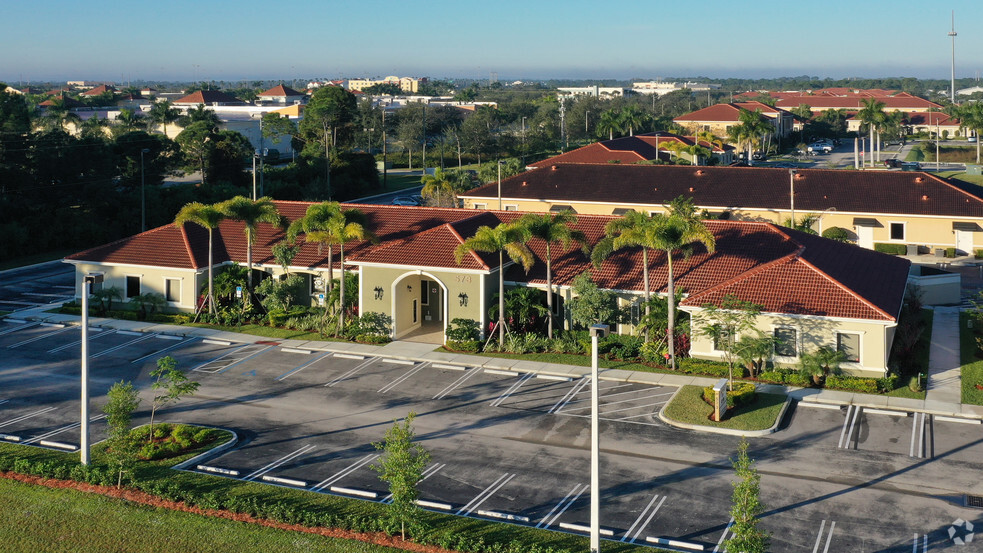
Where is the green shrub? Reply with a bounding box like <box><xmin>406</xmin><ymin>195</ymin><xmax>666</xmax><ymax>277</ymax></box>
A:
<box><xmin>549</xmin><ymin>331</ymin><xmax>587</xmax><ymax>355</ymax></box>
<box><xmin>446</xmin><ymin>340</ymin><xmax>482</xmax><ymax>353</ymax></box>
<box><xmin>877</xmin><ymin>373</ymin><xmax>900</xmax><ymax>393</ymax></box>
<box><xmin>639</xmin><ymin>341</ymin><xmax>668</xmax><ymax>364</ymax></box>
<box><xmin>757</xmin><ymin>370</ymin><xmax>785</xmax><ymax>383</ymax></box>
<box><xmin>446</xmin><ymin>318</ymin><xmax>480</xmax><ymax>342</ymax></box>
<box><xmin>821</xmin><ymin>227</ymin><xmax>852</xmax><ymax>243</ymax></box>
<box><xmin>874</xmin><ymin>243</ymin><xmax>907</xmax><ymax>255</ymax></box>
<box><xmin>702</xmin><ymin>382</ymin><xmax>756</xmax><ymax>409</ymax></box>
<box><xmin>601</xmin><ymin>334</ymin><xmax>643</xmax><ymax>360</ymax></box>
<box><xmin>945</xmin><ymin>247</ymin><xmax>957</xmax><ymax>258</ymax></box>
<box><xmin>825</xmin><ymin>375</ymin><xmax>879</xmax><ymax>393</ymax></box>
<box><xmin>678</xmin><ymin>358</ymin><xmax>730</xmax><ymax>378</ymax></box>
<box><xmin>355</xmin><ymin>333</ymin><xmax>390</xmax><ymax>344</ymax></box>
<box><xmin>975</xmin><ymin>249</ymin><xmax>983</xmax><ymax>259</ymax></box>
<box><xmin>783</xmin><ymin>371</ymin><xmax>813</xmax><ymax>387</ymax></box>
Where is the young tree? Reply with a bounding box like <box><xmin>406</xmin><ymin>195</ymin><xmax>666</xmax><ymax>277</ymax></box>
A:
<box><xmin>695</xmin><ymin>294</ymin><xmax>763</xmax><ymax>389</ymax></box>
<box><xmin>798</xmin><ymin>346</ymin><xmax>846</xmax><ymax>386</ymax></box>
<box><xmin>371</xmin><ymin>412</ymin><xmax>432</xmax><ymax>540</ymax></box>
<box><xmin>147</xmin><ymin>356</ymin><xmax>200</xmax><ymax>443</ymax></box>
<box><xmin>567</xmin><ymin>273</ymin><xmax>623</xmax><ymax>330</ymax></box>
<box><xmin>102</xmin><ymin>380</ymin><xmax>141</xmax><ymax>488</ymax></box>
<box><xmin>725</xmin><ymin>440</ymin><xmax>769</xmax><ymax>553</ymax></box>
<box><xmin>420</xmin><ymin>169</ymin><xmax>457</xmax><ymax>207</ymax></box>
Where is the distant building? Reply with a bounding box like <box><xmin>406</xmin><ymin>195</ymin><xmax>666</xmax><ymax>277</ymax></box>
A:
<box><xmin>528</xmin><ymin>132</ymin><xmax>734</xmax><ymax>167</ymax></box>
<box><xmin>736</xmin><ymin>89</ymin><xmax>942</xmax><ymax>113</ymax></box>
<box><xmin>632</xmin><ymin>81</ymin><xmax>721</xmax><ymax>96</ymax></box>
<box><xmin>39</xmin><ymin>93</ymin><xmax>83</xmax><ymax>109</ymax></box>
<box><xmin>556</xmin><ymin>85</ymin><xmax>631</xmax><ymax>98</ymax></box>
<box><xmin>257</xmin><ymin>84</ymin><xmax>306</xmax><ymax>105</ymax></box>
<box><xmin>80</xmin><ymin>84</ymin><xmax>116</xmax><ymax>97</ymax></box>
<box><xmin>173</xmin><ymin>90</ymin><xmax>245</xmax><ymax>106</ymax></box>
<box><xmin>673</xmin><ymin>101</ymin><xmax>794</xmax><ymax>139</ymax></box>
<box><xmin>66</xmin><ymin>80</ymin><xmax>111</xmax><ymax>90</ymax></box>
<box><xmin>348</xmin><ymin>76</ymin><xmax>428</xmax><ymax>93</ymax></box>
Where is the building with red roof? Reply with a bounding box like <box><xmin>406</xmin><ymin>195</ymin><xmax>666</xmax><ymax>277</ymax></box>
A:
<box><xmin>528</xmin><ymin>133</ymin><xmax>735</xmax><ymax>168</ymax></box>
<box><xmin>65</xmin><ymin>201</ymin><xmax>909</xmax><ymax>375</ymax></box>
<box><xmin>80</xmin><ymin>84</ymin><xmax>116</xmax><ymax>97</ymax></box>
<box><xmin>173</xmin><ymin>90</ymin><xmax>245</xmax><ymax>106</ymax></box>
<box><xmin>673</xmin><ymin>101</ymin><xmax>795</xmax><ymax>140</ymax></box>
<box><xmin>257</xmin><ymin>84</ymin><xmax>306</xmax><ymax>105</ymax></box>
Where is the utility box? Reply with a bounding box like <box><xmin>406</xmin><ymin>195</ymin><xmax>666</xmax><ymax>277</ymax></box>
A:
<box><xmin>712</xmin><ymin>379</ymin><xmax>728</xmax><ymax>422</ymax></box>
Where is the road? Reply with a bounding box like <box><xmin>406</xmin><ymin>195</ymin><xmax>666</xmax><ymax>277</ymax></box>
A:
<box><xmin>0</xmin><ymin>320</ymin><xmax>980</xmax><ymax>552</ymax></box>
<box><xmin>0</xmin><ymin>261</ymin><xmax>75</xmax><ymax>315</ymax></box>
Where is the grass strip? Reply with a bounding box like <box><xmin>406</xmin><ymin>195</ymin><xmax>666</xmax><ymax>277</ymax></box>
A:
<box><xmin>959</xmin><ymin>312</ymin><xmax>983</xmax><ymax>405</ymax></box>
<box><xmin>662</xmin><ymin>386</ymin><xmax>786</xmax><ymax>431</ymax></box>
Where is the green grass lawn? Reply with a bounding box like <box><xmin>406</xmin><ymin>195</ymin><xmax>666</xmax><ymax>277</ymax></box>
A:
<box><xmin>0</xmin><ymin>478</ymin><xmax>403</xmax><ymax>553</ymax></box>
<box><xmin>938</xmin><ymin>170</ymin><xmax>983</xmax><ymax>188</ymax></box>
<box><xmin>380</xmin><ymin>174</ymin><xmax>422</xmax><ymax>191</ymax></box>
<box><xmin>905</xmin><ymin>148</ymin><xmax>925</xmax><ymax>162</ymax></box>
<box><xmin>959</xmin><ymin>312</ymin><xmax>983</xmax><ymax>405</ymax></box>
<box><xmin>662</xmin><ymin>386</ymin><xmax>787</xmax><ymax>431</ymax></box>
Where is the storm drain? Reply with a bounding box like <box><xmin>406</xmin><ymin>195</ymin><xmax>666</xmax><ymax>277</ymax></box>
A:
<box><xmin>966</xmin><ymin>495</ymin><xmax>983</xmax><ymax>508</ymax></box>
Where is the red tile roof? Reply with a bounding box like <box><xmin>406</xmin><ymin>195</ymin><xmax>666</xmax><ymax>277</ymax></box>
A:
<box><xmin>528</xmin><ymin>133</ymin><xmax>731</xmax><ymax>168</ymax></box>
<box><xmin>81</xmin><ymin>85</ymin><xmax>115</xmax><ymax>96</ymax></box>
<box><xmin>774</xmin><ymin>96</ymin><xmax>941</xmax><ymax>111</ymax></box>
<box><xmin>39</xmin><ymin>93</ymin><xmax>83</xmax><ymax>108</ymax></box>
<box><xmin>674</xmin><ymin>101</ymin><xmax>788</xmax><ymax>123</ymax></box>
<box><xmin>66</xmin><ymin>202</ymin><xmax>909</xmax><ymax>322</ymax></box>
<box><xmin>174</xmin><ymin>90</ymin><xmax>243</xmax><ymax>105</ymax></box>
<box><xmin>462</xmin><ymin>164</ymin><xmax>983</xmax><ymax>218</ymax></box>
<box><xmin>258</xmin><ymin>84</ymin><xmax>304</xmax><ymax>97</ymax></box>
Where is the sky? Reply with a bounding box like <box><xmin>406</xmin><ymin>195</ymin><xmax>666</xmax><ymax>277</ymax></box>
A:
<box><xmin>4</xmin><ymin>0</ymin><xmax>983</xmax><ymax>84</ymax></box>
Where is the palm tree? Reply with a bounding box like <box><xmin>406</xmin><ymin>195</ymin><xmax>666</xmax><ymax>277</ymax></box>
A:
<box><xmin>173</xmin><ymin>202</ymin><xmax>226</xmax><ymax>315</ymax></box>
<box><xmin>592</xmin><ymin>210</ymin><xmax>659</xmax><ymax>341</ymax></box>
<box><xmin>42</xmin><ymin>97</ymin><xmax>81</xmax><ymax>131</ymax></box>
<box><xmin>217</xmin><ymin>196</ymin><xmax>283</xmax><ymax>294</ymax></box>
<box><xmin>288</xmin><ymin>202</ymin><xmax>376</xmax><ymax>334</ymax></box>
<box><xmin>958</xmin><ymin>103</ymin><xmax>983</xmax><ymax>163</ymax></box>
<box><xmin>728</xmin><ymin>109</ymin><xmax>773</xmax><ymax>165</ymax></box>
<box><xmin>114</xmin><ymin>108</ymin><xmax>145</xmax><ymax>134</ymax></box>
<box><xmin>620</xmin><ymin>104</ymin><xmax>649</xmax><ymax>136</ymax></box>
<box><xmin>420</xmin><ymin>169</ymin><xmax>457</xmax><ymax>207</ymax></box>
<box><xmin>178</xmin><ymin>103</ymin><xmax>222</xmax><ymax>131</ymax></box>
<box><xmin>856</xmin><ymin>99</ymin><xmax>886</xmax><ymax>167</ymax></box>
<box><xmin>454</xmin><ymin>222</ymin><xmax>534</xmax><ymax>347</ymax></box>
<box><xmin>148</xmin><ymin>99</ymin><xmax>180</xmax><ymax>137</ymax></box>
<box><xmin>518</xmin><ymin>211</ymin><xmax>586</xmax><ymax>338</ymax></box>
<box><xmin>596</xmin><ymin>108</ymin><xmax>624</xmax><ymax>140</ymax></box>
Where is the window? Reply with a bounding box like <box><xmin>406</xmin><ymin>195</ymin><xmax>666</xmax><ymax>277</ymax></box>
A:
<box><xmin>504</xmin><ymin>205</ymin><xmax>517</xmax><ymax>211</ymax></box>
<box><xmin>125</xmin><ymin>276</ymin><xmax>141</xmax><ymax>298</ymax></box>
<box><xmin>889</xmin><ymin>222</ymin><xmax>905</xmax><ymax>241</ymax></box>
<box><xmin>774</xmin><ymin>328</ymin><xmax>798</xmax><ymax>357</ymax></box>
<box><xmin>412</xmin><ymin>299</ymin><xmax>418</xmax><ymax>323</ymax></box>
<box><xmin>837</xmin><ymin>333</ymin><xmax>860</xmax><ymax>363</ymax></box>
<box><xmin>164</xmin><ymin>279</ymin><xmax>181</xmax><ymax>303</ymax></box>
<box><xmin>421</xmin><ymin>280</ymin><xmax>429</xmax><ymax>305</ymax></box>
<box><xmin>713</xmin><ymin>326</ymin><xmax>735</xmax><ymax>352</ymax></box>
<box><xmin>473</xmin><ymin>203</ymin><xmax>486</xmax><ymax>210</ymax></box>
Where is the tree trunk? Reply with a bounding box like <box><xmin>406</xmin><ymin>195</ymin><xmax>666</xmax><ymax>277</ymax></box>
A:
<box><xmin>338</xmin><ymin>243</ymin><xmax>345</xmax><ymax>337</ymax></box>
<box><xmin>498</xmin><ymin>251</ymin><xmax>505</xmax><ymax>347</ymax></box>
<box><xmin>327</xmin><ymin>244</ymin><xmax>334</xmax><ymax>296</ymax></box>
<box><xmin>869</xmin><ymin>127</ymin><xmax>875</xmax><ymax>167</ymax></box>
<box><xmin>546</xmin><ymin>243</ymin><xmax>553</xmax><ymax>339</ymax></box>
<box><xmin>246</xmin><ymin>228</ymin><xmax>253</xmax><ymax>291</ymax></box>
<box><xmin>207</xmin><ymin>230</ymin><xmax>215</xmax><ymax>314</ymax></box>
<box><xmin>643</xmin><ymin>249</ymin><xmax>650</xmax><ymax>342</ymax></box>
<box><xmin>667</xmin><ymin>252</ymin><xmax>676</xmax><ymax>370</ymax></box>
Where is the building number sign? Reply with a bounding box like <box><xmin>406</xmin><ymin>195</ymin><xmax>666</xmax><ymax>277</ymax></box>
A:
<box><xmin>455</xmin><ymin>275</ymin><xmax>472</xmax><ymax>283</ymax></box>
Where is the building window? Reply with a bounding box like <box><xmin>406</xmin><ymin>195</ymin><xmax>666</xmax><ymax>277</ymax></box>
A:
<box><xmin>889</xmin><ymin>222</ymin><xmax>905</xmax><ymax>241</ymax></box>
<box><xmin>164</xmin><ymin>279</ymin><xmax>181</xmax><ymax>303</ymax></box>
<box><xmin>421</xmin><ymin>280</ymin><xmax>429</xmax><ymax>305</ymax></box>
<box><xmin>713</xmin><ymin>326</ymin><xmax>735</xmax><ymax>352</ymax></box>
<box><xmin>504</xmin><ymin>205</ymin><xmax>518</xmax><ymax>211</ymax></box>
<box><xmin>412</xmin><ymin>299</ymin><xmax>418</xmax><ymax>323</ymax></box>
<box><xmin>837</xmin><ymin>333</ymin><xmax>860</xmax><ymax>363</ymax></box>
<box><xmin>125</xmin><ymin>276</ymin><xmax>141</xmax><ymax>298</ymax></box>
<box><xmin>473</xmin><ymin>203</ymin><xmax>486</xmax><ymax>210</ymax></box>
<box><xmin>774</xmin><ymin>328</ymin><xmax>798</xmax><ymax>357</ymax></box>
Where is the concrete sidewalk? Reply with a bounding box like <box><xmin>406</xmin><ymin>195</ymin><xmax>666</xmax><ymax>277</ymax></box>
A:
<box><xmin>926</xmin><ymin>307</ymin><xmax>962</xmax><ymax>405</ymax></box>
<box><xmin>8</xmin><ymin>306</ymin><xmax>983</xmax><ymax>421</ymax></box>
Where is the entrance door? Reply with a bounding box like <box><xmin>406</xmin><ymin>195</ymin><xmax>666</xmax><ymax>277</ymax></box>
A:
<box><xmin>856</xmin><ymin>225</ymin><xmax>874</xmax><ymax>249</ymax></box>
<box><xmin>956</xmin><ymin>230</ymin><xmax>974</xmax><ymax>255</ymax></box>
<box><xmin>420</xmin><ymin>279</ymin><xmax>442</xmax><ymax>324</ymax></box>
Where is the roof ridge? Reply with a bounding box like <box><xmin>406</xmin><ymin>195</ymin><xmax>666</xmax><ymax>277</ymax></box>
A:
<box><xmin>793</xmin><ymin>254</ymin><xmax>894</xmax><ymax>321</ymax></box>
<box><xmin>445</xmin><ymin>222</ymin><xmax>490</xmax><ymax>270</ymax></box>
<box><xmin>177</xmin><ymin>223</ymin><xmax>201</xmax><ymax>269</ymax></box>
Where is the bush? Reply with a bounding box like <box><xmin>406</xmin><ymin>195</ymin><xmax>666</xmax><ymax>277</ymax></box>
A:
<box><xmin>446</xmin><ymin>318</ymin><xmax>480</xmax><ymax>342</ymax></box>
<box><xmin>639</xmin><ymin>341</ymin><xmax>668</xmax><ymax>364</ymax></box>
<box><xmin>677</xmin><ymin>358</ymin><xmax>730</xmax><ymax>378</ymax></box>
<box><xmin>783</xmin><ymin>371</ymin><xmax>813</xmax><ymax>387</ymax></box>
<box><xmin>446</xmin><ymin>340</ymin><xmax>482</xmax><ymax>353</ymax></box>
<box><xmin>757</xmin><ymin>370</ymin><xmax>785</xmax><ymax>383</ymax></box>
<box><xmin>600</xmin><ymin>334</ymin><xmax>643</xmax><ymax>360</ymax></box>
<box><xmin>874</xmin><ymin>243</ymin><xmax>907</xmax><ymax>255</ymax></box>
<box><xmin>825</xmin><ymin>375</ymin><xmax>879</xmax><ymax>393</ymax></box>
<box><xmin>945</xmin><ymin>247</ymin><xmax>957</xmax><ymax>258</ymax></box>
<box><xmin>548</xmin><ymin>331</ymin><xmax>587</xmax><ymax>355</ymax></box>
<box><xmin>702</xmin><ymin>382</ymin><xmax>756</xmax><ymax>409</ymax></box>
<box><xmin>975</xmin><ymin>249</ymin><xmax>983</xmax><ymax>260</ymax></box>
<box><xmin>877</xmin><ymin>373</ymin><xmax>900</xmax><ymax>393</ymax></box>
<box><xmin>821</xmin><ymin>227</ymin><xmax>852</xmax><ymax>243</ymax></box>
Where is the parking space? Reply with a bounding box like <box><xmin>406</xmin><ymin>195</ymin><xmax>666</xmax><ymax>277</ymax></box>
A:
<box><xmin>552</xmin><ymin>380</ymin><xmax>672</xmax><ymax>426</ymax></box>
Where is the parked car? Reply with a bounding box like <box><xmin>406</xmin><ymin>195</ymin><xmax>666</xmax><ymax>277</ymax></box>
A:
<box><xmin>391</xmin><ymin>196</ymin><xmax>419</xmax><ymax>206</ymax></box>
<box><xmin>752</xmin><ymin>151</ymin><xmax>766</xmax><ymax>161</ymax></box>
<box><xmin>901</xmin><ymin>162</ymin><xmax>921</xmax><ymax>171</ymax></box>
<box><xmin>883</xmin><ymin>158</ymin><xmax>902</xmax><ymax>168</ymax></box>
<box><xmin>807</xmin><ymin>142</ymin><xmax>834</xmax><ymax>155</ymax></box>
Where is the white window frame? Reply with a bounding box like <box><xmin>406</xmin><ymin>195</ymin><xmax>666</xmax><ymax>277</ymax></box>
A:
<box><xmin>888</xmin><ymin>221</ymin><xmax>906</xmax><ymax>242</ymax></box>
<box><xmin>124</xmin><ymin>274</ymin><xmax>142</xmax><ymax>299</ymax></box>
<box><xmin>772</xmin><ymin>326</ymin><xmax>799</xmax><ymax>360</ymax></box>
<box><xmin>503</xmin><ymin>204</ymin><xmax>518</xmax><ymax>211</ymax></box>
<box><xmin>711</xmin><ymin>325</ymin><xmax>736</xmax><ymax>354</ymax></box>
<box><xmin>836</xmin><ymin>331</ymin><xmax>863</xmax><ymax>365</ymax></box>
<box><xmin>163</xmin><ymin>277</ymin><xmax>183</xmax><ymax>304</ymax></box>
<box><xmin>473</xmin><ymin>203</ymin><xmax>487</xmax><ymax>210</ymax></box>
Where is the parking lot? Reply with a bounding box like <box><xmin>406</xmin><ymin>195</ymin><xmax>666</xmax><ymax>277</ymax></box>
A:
<box><xmin>1</xmin><ymin>317</ymin><xmax>982</xmax><ymax>551</ymax></box>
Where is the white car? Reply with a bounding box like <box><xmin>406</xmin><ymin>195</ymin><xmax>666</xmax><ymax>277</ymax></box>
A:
<box><xmin>391</xmin><ymin>197</ymin><xmax>419</xmax><ymax>206</ymax></box>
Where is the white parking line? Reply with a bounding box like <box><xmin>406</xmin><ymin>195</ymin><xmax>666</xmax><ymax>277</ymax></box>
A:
<box><xmin>490</xmin><ymin>373</ymin><xmax>535</xmax><ymax>407</ymax></box>
<box><xmin>910</xmin><ymin>413</ymin><xmax>927</xmax><ymax>458</ymax></box>
<box><xmin>712</xmin><ymin>517</ymin><xmax>735</xmax><ymax>552</ymax></box>
<box><xmin>562</xmin><ymin>390</ymin><xmax>673</xmax><ymax>413</ymax></box>
<box><xmin>622</xmin><ymin>493</ymin><xmax>666</xmax><ymax>543</ymax></box>
<box><xmin>7</xmin><ymin>326</ymin><xmax>73</xmax><ymax>348</ymax></box>
<box><xmin>456</xmin><ymin>472</ymin><xmax>515</xmax><ymax>516</ymax></box>
<box><xmin>310</xmin><ymin>454</ymin><xmax>379</xmax><ymax>492</ymax></box>
<box><xmin>131</xmin><ymin>337</ymin><xmax>194</xmax><ymax>364</ymax></box>
<box><xmin>536</xmin><ymin>483</ymin><xmax>587</xmax><ymax>529</ymax></box>
<box><xmin>0</xmin><ymin>399</ymin><xmax>8</xmax><ymax>406</ymax></box>
<box><xmin>191</xmin><ymin>344</ymin><xmax>253</xmax><ymax>373</ymax></box>
<box><xmin>432</xmin><ymin>367</ymin><xmax>482</xmax><ymax>400</ymax></box>
<box><xmin>276</xmin><ymin>352</ymin><xmax>332</xmax><ymax>381</ymax></box>
<box><xmin>0</xmin><ymin>407</ymin><xmax>57</xmax><ymax>428</ymax></box>
<box><xmin>549</xmin><ymin>377</ymin><xmax>590</xmax><ymax>414</ymax></box>
<box><xmin>378</xmin><ymin>362</ymin><xmax>430</xmax><ymax>394</ymax></box>
<box><xmin>324</xmin><ymin>357</ymin><xmax>378</xmax><ymax>387</ymax></box>
<box><xmin>23</xmin><ymin>414</ymin><xmax>106</xmax><ymax>445</ymax></box>
<box><xmin>243</xmin><ymin>444</ymin><xmax>316</xmax><ymax>481</ymax></box>
<box><xmin>812</xmin><ymin>520</ymin><xmax>836</xmax><ymax>553</ymax></box>
<box><xmin>912</xmin><ymin>532</ymin><xmax>928</xmax><ymax>552</ymax></box>
<box><xmin>0</xmin><ymin>322</ymin><xmax>37</xmax><ymax>335</ymax></box>
<box><xmin>215</xmin><ymin>345</ymin><xmax>275</xmax><ymax>373</ymax></box>
<box><xmin>838</xmin><ymin>406</ymin><xmax>861</xmax><ymax>449</ymax></box>
<box><xmin>92</xmin><ymin>333</ymin><xmax>159</xmax><ymax>358</ymax></box>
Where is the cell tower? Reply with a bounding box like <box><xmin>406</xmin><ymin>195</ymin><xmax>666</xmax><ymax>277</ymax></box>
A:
<box><xmin>949</xmin><ymin>10</ymin><xmax>957</xmax><ymax>103</ymax></box>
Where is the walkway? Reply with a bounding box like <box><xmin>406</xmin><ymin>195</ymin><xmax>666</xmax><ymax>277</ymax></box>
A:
<box><xmin>926</xmin><ymin>306</ymin><xmax>962</xmax><ymax>405</ymax></box>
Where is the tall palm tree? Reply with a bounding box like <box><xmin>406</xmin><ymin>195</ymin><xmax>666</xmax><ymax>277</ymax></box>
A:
<box><xmin>174</xmin><ymin>202</ymin><xmax>226</xmax><ymax>314</ymax></box>
<box><xmin>620</xmin><ymin>104</ymin><xmax>649</xmax><ymax>136</ymax></box>
<box><xmin>42</xmin><ymin>97</ymin><xmax>81</xmax><ymax>131</ymax></box>
<box><xmin>856</xmin><ymin>98</ymin><xmax>886</xmax><ymax>167</ymax></box>
<box><xmin>179</xmin><ymin>103</ymin><xmax>222</xmax><ymax>131</ymax></box>
<box><xmin>288</xmin><ymin>202</ymin><xmax>376</xmax><ymax>334</ymax></box>
<box><xmin>597</xmin><ymin>108</ymin><xmax>624</xmax><ymax>141</ymax></box>
<box><xmin>420</xmin><ymin>169</ymin><xmax>457</xmax><ymax>207</ymax></box>
<box><xmin>217</xmin><ymin>196</ymin><xmax>283</xmax><ymax>293</ymax></box>
<box><xmin>592</xmin><ymin>210</ymin><xmax>659</xmax><ymax>341</ymax></box>
<box><xmin>454</xmin><ymin>222</ymin><xmax>534</xmax><ymax>347</ymax></box>
<box><xmin>518</xmin><ymin>211</ymin><xmax>586</xmax><ymax>338</ymax></box>
<box><xmin>114</xmin><ymin>108</ymin><xmax>145</xmax><ymax>134</ymax></box>
<box><xmin>148</xmin><ymin>99</ymin><xmax>180</xmax><ymax>137</ymax></box>
<box><xmin>728</xmin><ymin>108</ymin><xmax>773</xmax><ymax>164</ymax></box>
<box><xmin>958</xmin><ymin>103</ymin><xmax>983</xmax><ymax>163</ymax></box>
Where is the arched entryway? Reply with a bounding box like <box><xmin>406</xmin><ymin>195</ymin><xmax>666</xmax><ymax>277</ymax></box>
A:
<box><xmin>391</xmin><ymin>271</ymin><xmax>447</xmax><ymax>343</ymax></box>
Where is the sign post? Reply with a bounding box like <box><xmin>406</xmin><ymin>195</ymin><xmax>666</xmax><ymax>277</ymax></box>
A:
<box><xmin>713</xmin><ymin>378</ymin><xmax>728</xmax><ymax>422</ymax></box>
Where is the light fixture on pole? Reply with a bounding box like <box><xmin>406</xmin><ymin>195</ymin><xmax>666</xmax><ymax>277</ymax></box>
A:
<box><xmin>949</xmin><ymin>11</ymin><xmax>957</xmax><ymax>104</ymax></box>
<box><xmin>789</xmin><ymin>169</ymin><xmax>797</xmax><ymax>227</ymax></box>
<box><xmin>497</xmin><ymin>160</ymin><xmax>504</xmax><ymax>210</ymax></box>
<box><xmin>252</xmin><ymin>150</ymin><xmax>259</xmax><ymax>200</ymax></box>
<box><xmin>80</xmin><ymin>273</ymin><xmax>103</xmax><ymax>466</ymax></box>
<box><xmin>140</xmin><ymin>148</ymin><xmax>150</xmax><ymax>232</ymax></box>
<box><xmin>589</xmin><ymin>323</ymin><xmax>609</xmax><ymax>553</ymax></box>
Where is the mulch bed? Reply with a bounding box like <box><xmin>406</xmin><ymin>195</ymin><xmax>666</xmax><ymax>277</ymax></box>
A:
<box><xmin>0</xmin><ymin>470</ymin><xmax>456</xmax><ymax>553</ymax></box>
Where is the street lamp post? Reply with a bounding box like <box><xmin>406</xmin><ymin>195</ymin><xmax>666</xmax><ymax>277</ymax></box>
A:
<box><xmin>497</xmin><ymin>160</ymin><xmax>504</xmax><ymax>210</ymax></box>
<box><xmin>521</xmin><ymin>116</ymin><xmax>527</xmax><ymax>164</ymax></box>
<box><xmin>789</xmin><ymin>169</ymin><xmax>797</xmax><ymax>227</ymax></box>
<box><xmin>252</xmin><ymin>150</ymin><xmax>259</xmax><ymax>200</ymax></box>
<box><xmin>585</xmin><ymin>110</ymin><xmax>590</xmax><ymax>142</ymax></box>
<box><xmin>80</xmin><ymin>273</ymin><xmax>103</xmax><ymax>466</ymax></box>
<box><xmin>589</xmin><ymin>323</ymin><xmax>609</xmax><ymax>553</ymax></box>
<box><xmin>382</xmin><ymin>106</ymin><xmax>389</xmax><ymax>190</ymax></box>
<box><xmin>140</xmin><ymin>148</ymin><xmax>150</xmax><ymax>232</ymax></box>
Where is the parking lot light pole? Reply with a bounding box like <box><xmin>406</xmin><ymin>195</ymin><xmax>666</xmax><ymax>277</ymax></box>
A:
<box><xmin>140</xmin><ymin>148</ymin><xmax>150</xmax><ymax>232</ymax></box>
<box><xmin>80</xmin><ymin>273</ymin><xmax>103</xmax><ymax>466</ymax></box>
<box><xmin>589</xmin><ymin>323</ymin><xmax>609</xmax><ymax>553</ymax></box>
<box><xmin>789</xmin><ymin>169</ymin><xmax>797</xmax><ymax>227</ymax></box>
<box><xmin>498</xmin><ymin>160</ymin><xmax>504</xmax><ymax>210</ymax></box>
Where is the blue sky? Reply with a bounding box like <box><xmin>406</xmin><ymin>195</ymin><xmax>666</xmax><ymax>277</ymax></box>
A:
<box><xmin>4</xmin><ymin>0</ymin><xmax>983</xmax><ymax>83</ymax></box>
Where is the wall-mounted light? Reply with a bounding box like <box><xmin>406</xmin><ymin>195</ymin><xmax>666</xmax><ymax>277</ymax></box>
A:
<box><xmin>373</xmin><ymin>286</ymin><xmax>384</xmax><ymax>300</ymax></box>
<box><xmin>406</xmin><ymin>284</ymin><xmax>413</xmax><ymax>292</ymax></box>
<box><xmin>458</xmin><ymin>292</ymin><xmax>469</xmax><ymax>307</ymax></box>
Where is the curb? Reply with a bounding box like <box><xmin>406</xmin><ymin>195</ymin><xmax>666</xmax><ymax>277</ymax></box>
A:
<box><xmin>171</xmin><ymin>426</ymin><xmax>239</xmax><ymax>471</ymax></box>
<box><xmin>657</xmin><ymin>386</ymin><xmax>792</xmax><ymax>437</ymax></box>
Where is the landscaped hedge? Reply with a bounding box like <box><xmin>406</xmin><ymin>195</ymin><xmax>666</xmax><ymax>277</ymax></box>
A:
<box><xmin>825</xmin><ymin>375</ymin><xmax>880</xmax><ymax>394</ymax></box>
<box><xmin>703</xmin><ymin>382</ymin><xmax>757</xmax><ymax>409</ymax></box>
<box><xmin>874</xmin><ymin>243</ymin><xmax>907</xmax><ymax>255</ymax></box>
